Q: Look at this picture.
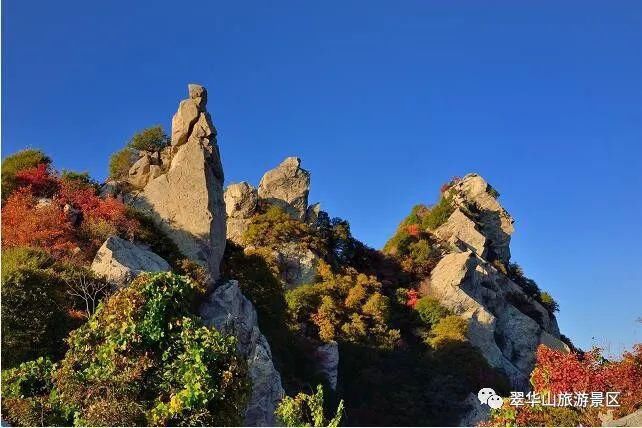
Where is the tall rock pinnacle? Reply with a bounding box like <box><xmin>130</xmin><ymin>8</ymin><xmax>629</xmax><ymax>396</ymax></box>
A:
<box><xmin>133</xmin><ymin>84</ymin><xmax>226</xmax><ymax>280</ymax></box>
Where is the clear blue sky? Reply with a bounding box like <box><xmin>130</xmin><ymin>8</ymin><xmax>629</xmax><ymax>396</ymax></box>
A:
<box><xmin>3</xmin><ymin>1</ymin><xmax>641</xmax><ymax>354</ymax></box>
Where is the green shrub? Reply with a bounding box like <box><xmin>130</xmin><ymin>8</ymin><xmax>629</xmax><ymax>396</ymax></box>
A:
<box><xmin>276</xmin><ymin>385</ymin><xmax>344</xmax><ymax>427</ymax></box>
<box><xmin>421</xmin><ymin>196</ymin><xmax>455</xmax><ymax>230</ymax></box>
<box><xmin>1</xmin><ymin>149</ymin><xmax>51</xmax><ymax>200</ymax></box>
<box><xmin>60</xmin><ymin>170</ymin><xmax>99</xmax><ymax>192</ymax></box>
<box><xmin>54</xmin><ymin>272</ymin><xmax>250</xmax><ymax>426</ymax></box>
<box><xmin>1</xmin><ymin>357</ymin><xmax>69</xmax><ymax>426</ymax></box>
<box><xmin>415</xmin><ymin>297</ymin><xmax>451</xmax><ymax>327</ymax></box>
<box><xmin>243</xmin><ymin>205</ymin><xmax>320</xmax><ymax>249</ymax></box>
<box><xmin>427</xmin><ymin>315</ymin><xmax>468</xmax><ymax>348</ymax></box>
<box><xmin>127</xmin><ymin>125</ymin><xmax>169</xmax><ymax>152</ymax></box>
<box><xmin>1</xmin><ymin>247</ymin><xmax>75</xmax><ymax>368</ymax></box>
<box><xmin>108</xmin><ymin>147</ymin><xmax>137</xmax><ymax>179</ymax></box>
<box><xmin>539</xmin><ymin>291</ymin><xmax>560</xmax><ymax>313</ymax></box>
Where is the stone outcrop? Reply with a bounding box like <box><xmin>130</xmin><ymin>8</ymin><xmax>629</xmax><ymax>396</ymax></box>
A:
<box><xmin>434</xmin><ymin>208</ymin><xmax>487</xmax><ymax>257</ymax></box>
<box><xmin>424</xmin><ymin>173</ymin><xmax>568</xmax><ymax>390</ymax></box>
<box><xmin>200</xmin><ymin>281</ymin><xmax>284</xmax><ymax>427</ymax></box>
<box><xmin>225</xmin><ymin>182</ymin><xmax>259</xmax><ymax>244</ymax></box>
<box><xmin>315</xmin><ymin>341</ymin><xmax>339</xmax><ymax>390</ymax></box>
<box><xmin>602</xmin><ymin>409</ymin><xmax>642</xmax><ymax>427</ymax></box>
<box><xmin>258</xmin><ymin>157</ymin><xmax>310</xmax><ymax>220</ymax></box>
<box><xmin>90</xmin><ymin>236</ymin><xmax>171</xmax><ymax>285</ymax></box>
<box><xmin>274</xmin><ymin>242</ymin><xmax>319</xmax><ymax>289</ymax></box>
<box><xmin>132</xmin><ymin>84</ymin><xmax>226</xmax><ymax>280</ymax></box>
<box><xmin>445</xmin><ymin>174</ymin><xmax>514</xmax><ymax>264</ymax></box>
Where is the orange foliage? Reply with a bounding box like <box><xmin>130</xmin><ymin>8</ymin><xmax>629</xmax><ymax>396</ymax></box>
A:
<box><xmin>1</xmin><ymin>188</ymin><xmax>75</xmax><ymax>254</ymax></box>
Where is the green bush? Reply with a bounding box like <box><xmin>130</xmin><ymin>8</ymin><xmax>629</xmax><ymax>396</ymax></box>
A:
<box><xmin>415</xmin><ymin>297</ymin><xmax>451</xmax><ymax>327</ymax></box>
<box><xmin>1</xmin><ymin>357</ymin><xmax>68</xmax><ymax>426</ymax></box>
<box><xmin>427</xmin><ymin>315</ymin><xmax>468</xmax><ymax>348</ymax></box>
<box><xmin>539</xmin><ymin>291</ymin><xmax>560</xmax><ymax>313</ymax></box>
<box><xmin>276</xmin><ymin>385</ymin><xmax>344</xmax><ymax>427</ymax></box>
<box><xmin>421</xmin><ymin>196</ymin><xmax>455</xmax><ymax>230</ymax></box>
<box><xmin>127</xmin><ymin>125</ymin><xmax>169</xmax><ymax>152</ymax></box>
<box><xmin>60</xmin><ymin>170</ymin><xmax>99</xmax><ymax>192</ymax></box>
<box><xmin>54</xmin><ymin>272</ymin><xmax>250</xmax><ymax>426</ymax></box>
<box><xmin>1</xmin><ymin>149</ymin><xmax>51</xmax><ymax>199</ymax></box>
<box><xmin>243</xmin><ymin>205</ymin><xmax>320</xmax><ymax>249</ymax></box>
<box><xmin>108</xmin><ymin>147</ymin><xmax>137</xmax><ymax>179</ymax></box>
<box><xmin>1</xmin><ymin>247</ymin><xmax>75</xmax><ymax>368</ymax></box>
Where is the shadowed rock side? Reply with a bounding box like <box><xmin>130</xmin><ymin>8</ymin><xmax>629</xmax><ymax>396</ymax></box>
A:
<box><xmin>425</xmin><ymin>174</ymin><xmax>567</xmax><ymax>390</ymax></box>
<box><xmin>200</xmin><ymin>281</ymin><xmax>285</xmax><ymax>427</ymax></box>
<box><xmin>132</xmin><ymin>84</ymin><xmax>226</xmax><ymax>280</ymax></box>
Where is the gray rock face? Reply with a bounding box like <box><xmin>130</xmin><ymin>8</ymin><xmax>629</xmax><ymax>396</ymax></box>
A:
<box><xmin>225</xmin><ymin>182</ymin><xmax>259</xmax><ymax>245</ymax></box>
<box><xmin>133</xmin><ymin>84</ymin><xmax>226</xmax><ymax>280</ymax></box>
<box><xmin>458</xmin><ymin>392</ymin><xmax>490</xmax><ymax>427</ymax></box>
<box><xmin>426</xmin><ymin>250</ymin><xmax>566</xmax><ymax>390</ymax></box>
<box><xmin>446</xmin><ymin>174</ymin><xmax>515</xmax><ymax>264</ymax></box>
<box><xmin>315</xmin><ymin>341</ymin><xmax>339</xmax><ymax>390</ymax></box>
<box><xmin>90</xmin><ymin>236</ymin><xmax>171</xmax><ymax>285</ymax></box>
<box><xmin>200</xmin><ymin>281</ymin><xmax>284</xmax><ymax>427</ymax></box>
<box><xmin>258</xmin><ymin>157</ymin><xmax>310</xmax><ymax>219</ymax></box>
<box><xmin>274</xmin><ymin>242</ymin><xmax>319</xmax><ymax>289</ymax></box>
<box><xmin>434</xmin><ymin>208</ymin><xmax>487</xmax><ymax>257</ymax></box>
<box><xmin>602</xmin><ymin>409</ymin><xmax>642</xmax><ymax>427</ymax></box>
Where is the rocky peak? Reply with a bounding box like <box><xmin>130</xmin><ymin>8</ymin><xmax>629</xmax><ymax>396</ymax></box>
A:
<box><xmin>427</xmin><ymin>173</ymin><xmax>566</xmax><ymax>390</ymax></box>
<box><xmin>132</xmin><ymin>84</ymin><xmax>226</xmax><ymax>280</ymax></box>
<box><xmin>257</xmin><ymin>156</ymin><xmax>310</xmax><ymax>220</ymax></box>
<box><xmin>440</xmin><ymin>173</ymin><xmax>515</xmax><ymax>264</ymax></box>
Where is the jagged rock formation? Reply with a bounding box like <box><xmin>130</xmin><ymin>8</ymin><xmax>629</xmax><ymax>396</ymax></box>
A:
<box><xmin>132</xmin><ymin>84</ymin><xmax>226</xmax><ymax>280</ymax></box>
<box><xmin>90</xmin><ymin>236</ymin><xmax>171</xmax><ymax>285</ymax></box>
<box><xmin>200</xmin><ymin>281</ymin><xmax>284</xmax><ymax>427</ymax></box>
<box><xmin>443</xmin><ymin>174</ymin><xmax>514</xmax><ymax>264</ymax></box>
<box><xmin>424</xmin><ymin>174</ymin><xmax>567</xmax><ymax>390</ymax></box>
<box><xmin>258</xmin><ymin>157</ymin><xmax>310</xmax><ymax>220</ymax></box>
<box><xmin>224</xmin><ymin>157</ymin><xmax>321</xmax><ymax>289</ymax></box>
<box><xmin>315</xmin><ymin>341</ymin><xmax>339</xmax><ymax>390</ymax></box>
<box><xmin>225</xmin><ymin>182</ymin><xmax>259</xmax><ymax>244</ymax></box>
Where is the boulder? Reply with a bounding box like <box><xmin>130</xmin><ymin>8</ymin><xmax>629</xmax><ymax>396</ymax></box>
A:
<box><xmin>133</xmin><ymin>84</ymin><xmax>226</xmax><ymax>281</ymax></box>
<box><xmin>258</xmin><ymin>157</ymin><xmax>310</xmax><ymax>219</ymax></box>
<box><xmin>90</xmin><ymin>236</ymin><xmax>171</xmax><ymax>285</ymax></box>
<box><xmin>200</xmin><ymin>281</ymin><xmax>284</xmax><ymax>427</ymax></box>
<box><xmin>602</xmin><ymin>409</ymin><xmax>642</xmax><ymax>427</ymax></box>
<box><xmin>274</xmin><ymin>242</ymin><xmax>319</xmax><ymax>289</ymax></box>
<box><xmin>426</xmin><ymin>251</ymin><xmax>567</xmax><ymax>390</ymax></box>
<box><xmin>225</xmin><ymin>182</ymin><xmax>259</xmax><ymax>244</ymax></box>
<box><xmin>315</xmin><ymin>341</ymin><xmax>339</xmax><ymax>390</ymax></box>
<box><xmin>127</xmin><ymin>154</ymin><xmax>152</xmax><ymax>188</ymax></box>
<box><xmin>446</xmin><ymin>174</ymin><xmax>514</xmax><ymax>264</ymax></box>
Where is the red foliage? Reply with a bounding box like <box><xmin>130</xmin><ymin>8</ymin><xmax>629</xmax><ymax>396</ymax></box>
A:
<box><xmin>1</xmin><ymin>187</ymin><xmax>75</xmax><ymax>254</ymax></box>
<box><xmin>14</xmin><ymin>163</ymin><xmax>59</xmax><ymax>197</ymax></box>
<box><xmin>57</xmin><ymin>181</ymin><xmax>138</xmax><ymax>239</ymax></box>
<box><xmin>440</xmin><ymin>176</ymin><xmax>462</xmax><ymax>194</ymax></box>
<box><xmin>531</xmin><ymin>344</ymin><xmax>642</xmax><ymax>416</ymax></box>
<box><xmin>406</xmin><ymin>224</ymin><xmax>421</xmax><ymax>237</ymax></box>
<box><xmin>405</xmin><ymin>289</ymin><xmax>419</xmax><ymax>308</ymax></box>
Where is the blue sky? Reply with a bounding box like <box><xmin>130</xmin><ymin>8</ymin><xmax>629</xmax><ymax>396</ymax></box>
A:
<box><xmin>3</xmin><ymin>1</ymin><xmax>641</xmax><ymax>353</ymax></box>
